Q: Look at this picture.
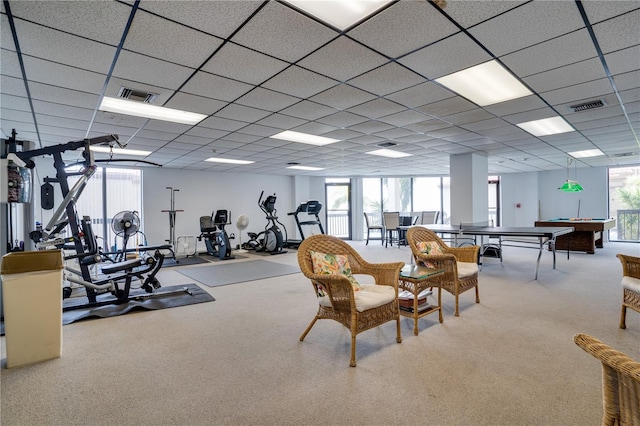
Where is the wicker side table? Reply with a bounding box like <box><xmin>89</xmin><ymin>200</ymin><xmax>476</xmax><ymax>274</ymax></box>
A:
<box><xmin>398</xmin><ymin>264</ymin><xmax>444</xmax><ymax>336</ymax></box>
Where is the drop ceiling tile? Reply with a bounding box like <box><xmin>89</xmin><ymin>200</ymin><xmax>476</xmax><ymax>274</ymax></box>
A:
<box><xmin>292</xmin><ymin>122</ymin><xmax>338</xmax><ymax>136</ymax></box>
<box><xmin>483</xmin><ymin>95</ymin><xmax>549</xmax><ymax>117</ymax></box>
<box><xmin>469</xmin><ymin>2</ymin><xmax>586</xmax><ymax>57</ymax></box>
<box><xmin>113</xmin><ymin>50</ymin><xmax>194</xmax><ymax>90</ymax></box>
<box><xmin>124</xmin><ymin>10</ymin><xmax>222</xmax><ymax>68</ymax></box>
<box><xmin>605</xmin><ymin>45</ymin><xmax>640</xmax><ymax>76</ymax></box>
<box><xmin>164</xmin><ymin>92</ymin><xmax>226</xmax><ymax>116</ymax></box>
<box><xmin>348</xmin><ymin>1</ymin><xmax>458</xmax><ymax>58</ymax></box>
<box><xmin>378</xmin><ymin>110</ymin><xmax>430</xmax><ymax>126</ymax></box>
<box><xmin>215</xmin><ymin>104</ymin><xmax>272</xmax><ymax>123</ymax></box>
<box><xmin>21</xmin><ymin>56</ymin><xmax>106</xmax><ymax>94</ymax></box>
<box><xmin>347</xmin><ymin>120</ymin><xmax>394</xmax><ymax>135</ymax></box>
<box><xmin>322</xmin><ymin>129</ymin><xmax>364</xmax><ymax>141</ymax></box>
<box><xmin>444</xmin><ymin>1</ymin><xmax>526</xmax><ymax>29</ymax></box>
<box><xmin>136</xmin><ymin>3</ymin><xmax>242</xmax><ymax>38</ymax></box>
<box><xmin>541</xmin><ymin>79</ymin><xmax>614</xmax><ymax>107</ymax></box>
<box><xmin>179</xmin><ymin>71</ymin><xmax>253</xmax><ymax>102</ymax></box>
<box><xmin>237</xmin><ymin>124</ymin><xmax>280</xmax><ymax>138</ymax></box>
<box><xmin>32</xmin><ymin>100</ymin><xmax>94</xmax><ymax>121</ymax></box>
<box><xmin>262</xmin><ymin>65</ymin><xmax>339</xmax><ymax>98</ymax></box>
<box><xmin>185</xmin><ymin>127</ymin><xmax>230</xmax><ymax>140</ymax></box>
<box><xmin>198</xmin><ymin>116</ymin><xmax>247</xmax><ymax>132</ymax></box>
<box><xmin>298</xmin><ymin>36</ymin><xmax>389</xmax><ymax>82</ymax></box>
<box><xmin>143</xmin><ymin>120</ymin><xmax>191</xmax><ymax>134</ymax></box>
<box><xmin>347</xmin><ymin>98</ymin><xmax>405</xmax><ymax>120</ymax></box>
<box><xmin>592</xmin><ymin>9</ymin><xmax>640</xmax><ymax>54</ymax></box>
<box><xmin>309</xmin><ymin>84</ymin><xmax>378</xmax><ymax>110</ymax></box>
<box><xmin>348</xmin><ymin>62</ymin><xmax>425</xmax><ymax>96</ymax></box>
<box><xmin>443</xmin><ymin>108</ymin><xmax>494</xmax><ymax>125</ymax></box>
<box><xmin>235</xmin><ymin>87</ymin><xmax>300</xmax><ymax>112</ymax></box>
<box><xmin>373</xmin><ymin>127</ymin><xmax>419</xmax><ymax>140</ymax></box>
<box><xmin>522</xmin><ymin>58</ymin><xmax>606</xmax><ymax>94</ymax></box>
<box><xmin>202</xmin><ymin>42</ymin><xmax>288</xmax><ymax>85</ymax></box>
<box><xmin>316</xmin><ymin>111</ymin><xmax>368</xmax><ymax>127</ymax></box>
<box><xmin>386</xmin><ymin>81</ymin><xmax>454</xmax><ymax>108</ymax></box>
<box><xmin>12</xmin><ymin>19</ymin><xmax>116</xmax><ymax>73</ymax></box>
<box><xmin>501</xmin><ymin>29</ymin><xmax>597</xmax><ymax>78</ymax></box>
<box><xmin>581</xmin><ymin>1</ymin><xmax>640</xmax><ymax>24</ymax></box>
<box><xmin>417</xmin><ymin>96</ymin><xmax>477</xmax><ymax>118</ymax></box>
<box><xmin>398</xmin><ymin>32</ymin><xmax>492</xmax><ymax>79</ymax></box>
<box><xmin>279</xmin><ymin>100</ymin><xmax>337</xmax><ymax>120</ymax></box>
<box><xmin>232</xmin><ymin>1</ymin><xmax>337</xmax><ymax>62</ymax></box>
<box><xmin>405</xmin><ymin>119</ymin><xmax>451</xmax><ymax>133</ymax></box>
<box><xmin>256</xmin><ymin>113</ymin><xmax>307</xmax><ymax>129</ymax></box>
<box><xmin>175</xmin><ymin>134</ymin><xmax>218</xmax><ymax>145</ymax></box>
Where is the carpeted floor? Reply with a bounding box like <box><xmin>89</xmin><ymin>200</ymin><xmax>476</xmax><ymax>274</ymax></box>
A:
<box><xmin>1</xmin><ymin>241</ymin><xmax>638</xmax><ymax>425</ymax></box>
<box><xmin>176</xmin><ymin>259</ymin><xmax>301</xmax><ymax>287</ymax></box>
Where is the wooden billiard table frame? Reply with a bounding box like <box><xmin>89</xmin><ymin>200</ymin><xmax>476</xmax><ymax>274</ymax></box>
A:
<box><xmin>534</xmin><ymin>218</ymin><xmax>616</xmax><ymax>254</ymax></box>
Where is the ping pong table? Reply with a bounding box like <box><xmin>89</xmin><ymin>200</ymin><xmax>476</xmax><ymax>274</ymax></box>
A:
<box><xmin>422</xmin><ymin>224</ymin><xmax>575</xmax><ymax>280</ymax></box>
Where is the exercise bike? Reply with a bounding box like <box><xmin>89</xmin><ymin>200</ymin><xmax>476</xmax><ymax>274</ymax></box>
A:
<box><xmin>244</xmin><ymin>191</ymin><xmax>287</xmax><ymax>255</ymax></box>
<box><xmin>198</xmin><ymin>210</ymin><xmax>235</xmax><ymax>260</ymax></box>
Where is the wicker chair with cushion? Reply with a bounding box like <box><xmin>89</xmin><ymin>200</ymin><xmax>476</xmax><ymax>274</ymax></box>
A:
<box><xmin>297</xmin><ymin>234</ymin><xmax>405</xmax><ymax>367</ymax></box>
<box><xmin>616</xmin><ymin>254</ymin><xmax>640</xmax><ymax>329</ymax></box>
<box><xmin>407</xmin><ymin>226</ymin><xmax>480</xmax><ymax>316</ymax></box>
<box><xmin>573</xmin><ymin>333</ymin><xmax>640</xmax><ymax>426</ymax></box>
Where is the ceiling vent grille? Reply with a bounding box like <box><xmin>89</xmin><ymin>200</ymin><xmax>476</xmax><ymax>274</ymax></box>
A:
<box><xmin>613</xmin><ymin>152</ymin><xmax>635</xmax><ymax>158</ymax></box>
<box><xmin>117</xmin><ymin>87</ymin><xmax>157</xmax><ymax>103</ymax></box>
<box><xmin>377</xmin><ymin>142</ymin><xmax>397</xmax><ymax>147</ymax></box>
<box><xmin>569</xmin><ymin>99</ymin><xmax>605</xmax><ymax>112</ymax></box>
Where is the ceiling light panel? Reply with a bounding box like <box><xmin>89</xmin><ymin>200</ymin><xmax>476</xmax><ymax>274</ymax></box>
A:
<box><xmin>283</xmin><ymin>0</ymin><xmax>392</xmax><ymax>31</ymax></box>
<box><xmin>205</xmin><ymin>157</ymin><xmax>255</xmax><ymax>165</ymax></box>
<box><xmin>287</xmin><ymin>165</ymin><xmax>324</xmax><ymax>171</ymax></box>
<box><xmin>366</xmin><ymin>148</ymin><xmax>412</xmax><ymax>158</ymax></box>
<box><xmin>270</xmin><ymin>130</ymin><xmax>339</xmax><ymax>146</ymax></box>
<box><xmin>516</xmin><ymin>116</ymin><xmax>575</xmax><ymax>137</ymax></box>
<box><xmin>90</xmin><ymin>146</ymin><xmax>151</xmax><ymax>157</ymax></box>
<box><xmin>435</xmin><ymin>60</ymin><xmax>532</xmax><ymax>107</ymax></box>
<box><xmin>99</xmin><ymin>97</ymin><xmax>207</xmax><ymax>125</ymax></box>
<box><xmin>569</xmin><ymin>149</ymin><xmax>605</xmax><ymax>158</ymax></box>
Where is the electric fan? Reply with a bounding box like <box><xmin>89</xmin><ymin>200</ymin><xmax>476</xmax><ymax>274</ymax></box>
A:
<box><xmin>111</xmin><ymin>210</ymin><xmax>140</xmax><ymax>251</ymax></box>
<box><xmin>176</xmin><ymin>235</ymin><xmax>197</xmax><ymax>257</ymax></box>
<box><xmin>235</xmin><ymin>214</ymin><xmax>250</xmax><ymax>252</ymax></box>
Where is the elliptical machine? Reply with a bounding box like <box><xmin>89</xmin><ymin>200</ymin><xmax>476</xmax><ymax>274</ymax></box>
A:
<box><xmin>244</xmin><ymin>191</ymin><xmax>287</xmax><ymax>255</ymax></box>
<box><xmin>198</xmin><ymin>210</ymin><xmax>234</xmax><ymax>260</ymax></box>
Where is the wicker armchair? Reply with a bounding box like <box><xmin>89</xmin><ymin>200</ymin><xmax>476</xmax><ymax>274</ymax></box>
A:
<box><xmin>617</xmin><ymin>254</ymin><xmax>640</xmax><ymax>329</ymax></box>
<box><xmin>406</xmin><ymin>227</ymin><xmax>480</xmax><ymax>316</ymax></box>
<box><xmin>573</xmin><ymin>333</ymin><xmax>640</xmax><ymax>426</ymax></box>
<box><xmin>297</xmin><ymin>234</ymin><xmax>404</xmax><ymax>367</ymax></box>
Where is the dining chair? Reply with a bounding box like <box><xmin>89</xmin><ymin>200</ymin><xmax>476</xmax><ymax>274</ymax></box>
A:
<box><xmin>363</xmin><ymin>212</ymin><xmax>385</xmax><ymax>245</ymax></box>
<box><xmin>382</xmin><ymin>211</ymin><xmax>401</xmax><ymax>247</ymax></box>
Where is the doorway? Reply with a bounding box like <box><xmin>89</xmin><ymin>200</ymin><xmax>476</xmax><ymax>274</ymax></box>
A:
<box><xmin>325</xmin><ymin>179</ymin><xmax>351</xmax><ymax>239</ymax></box>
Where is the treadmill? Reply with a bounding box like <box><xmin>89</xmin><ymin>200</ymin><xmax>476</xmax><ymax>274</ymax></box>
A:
<box><xmin>285</xmin><ymin>201</ymin><xmax>324</xmax><ymax>248</ymax></box>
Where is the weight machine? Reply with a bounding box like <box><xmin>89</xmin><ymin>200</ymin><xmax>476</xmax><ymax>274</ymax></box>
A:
<box><xmin>6</xmin><ymin>131</ymin><xmax>189</xmax><ymax>309</ymax></box>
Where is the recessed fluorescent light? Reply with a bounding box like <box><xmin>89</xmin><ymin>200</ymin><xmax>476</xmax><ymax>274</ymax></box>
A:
<box><xmin>99</xmin><ymin>97</ymin><xmax>207</xmax><ymax>125</ymax></box>
<box><xmin>366</xmin><ymin>149</ymin><xmax>412</xmax><ymax>158</ymax></box>
<box><xmin>271</xmin><ymin>130</ymin><xmax>339</xmax><ymax>146</ymax></box>
<box><xmin>283</xmin><ymin>0</ymin><xmax>392</xmax><ymax>31</ymax></box>
<box><xmin>516</xmin><ymin>116</ymin><xmax>574</xmax><ymax>136</ymax></box>
<box><xmin>435</xmin><ymin>60</ymin><xmax>532</xmax><ymax>106</ymax></box>
<box><xmin>568</xmin><ymin>149</ymin><xmax>604</xmax><ymax>158</ymax></box>
<box><xmin>205</xmin><ymin>157</ymin><xmax>254</xmax><ymax>165</ymax></box>
<box><xmin>287</xmin><ymin>165</ymin><xmax>324</xmax><ymax>171</ymax></box>
<box><xmin>90</xmin><ymin>146</ymin><xmax>151</xmax><ymax>157</ymax></box>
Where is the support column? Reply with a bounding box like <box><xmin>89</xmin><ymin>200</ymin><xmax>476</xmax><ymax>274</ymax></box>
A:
<box><xmin>450</xmin><ymin>153</ymin><xmax>489</xmax><ymax>225</ymax></box>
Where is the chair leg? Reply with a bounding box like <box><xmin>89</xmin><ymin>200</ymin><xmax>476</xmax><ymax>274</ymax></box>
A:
<box><xmin>350</xmin><ymin>333</ymin><xmax>357</xmax><ymax>367</ymax></box>
<box><xmin>475</xmin><ymin>285</ymin><xmax>480</xmax><ymax>303</ymax></box>
<box><xmin>366</xmin><ymin>229</ymin><xmax>370</xmax><ymax>245</ymax></box>
<box><xmin>454</xmin><ymin>294</ymin><xmax>460</xmax><ymax>316</ymax></box>
<box><xmin>620</xmin><ymin>304</ymin><xmax>626</xmax><ymax>329</ymax></box>
<box><xmin>396</xmin><ymin>316</ymin><xmax>402</xmax><ymax>343</ymax></box>
<box><xmin>300</xmin><ymin>316</ymin><xmax>319</xmax><ymax>341</ymax></box>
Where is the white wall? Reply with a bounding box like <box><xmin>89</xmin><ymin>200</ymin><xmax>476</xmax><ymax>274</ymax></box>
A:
<box><xmin>142</xmin><ymin>168</ymin><xmax>325</xmax><ymax>251</ymax></box>
<box><xmin>537</xmin><ymin>166</ymin><xmax>609</xmax><ymax>219</ymax></box>
<box><xmin>500</xmin><ymin>172</ymin><xmax>539</xmax><ymax>226</ymax></box>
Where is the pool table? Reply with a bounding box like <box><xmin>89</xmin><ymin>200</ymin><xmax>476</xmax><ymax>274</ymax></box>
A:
<box><xmin>534</xmin><ymin>218</ymin><xmax>615</xmax><ymax>254</ymax></box>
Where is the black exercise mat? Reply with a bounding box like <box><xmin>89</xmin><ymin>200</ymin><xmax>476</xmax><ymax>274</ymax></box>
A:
<box><xmin>62</xmin><ymin>284</ymin><xmax>214</xmax><ymax>325</ymax></box>
<box><xmin>176</xmin><ymin>260</ymin><xmax>300</xmax><ymax>287</ymax></box>
<box><xmin>162</xmin><ymin>256</ymin><xmax>209</xmax><ymax>267</ymax></box>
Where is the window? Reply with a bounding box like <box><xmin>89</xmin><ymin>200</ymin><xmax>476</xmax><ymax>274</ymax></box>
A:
<box><xmin>609</xmin><ymin>166</ymin><xmax>640</xmax><ymax>242</ymax></box>
<box><xmin>72</xmin><ymin>167</ymin><xmax>143</xmax><ymax>251</ymax></box>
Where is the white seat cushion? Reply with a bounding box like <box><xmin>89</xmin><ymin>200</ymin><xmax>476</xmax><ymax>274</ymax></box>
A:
<box><xmin>457</xmin><ymin>262</ymin><xmax>478</xmax><ymax>278</ymax></box>
<box><xmin>622</xmin><ymin>276</ymin><xmax>640</xmax><ymax>293</ymax></box>
<box><xmin>319</xmin><ymin>284</ymin><xmax>396</xmax><ymax>312</ymax></box>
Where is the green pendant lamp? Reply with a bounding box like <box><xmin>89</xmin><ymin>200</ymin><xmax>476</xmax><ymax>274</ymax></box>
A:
<box><xmin>559</xmin><ymin>158</ymin><xmax>584</xmax><ymax>192</ymax></box>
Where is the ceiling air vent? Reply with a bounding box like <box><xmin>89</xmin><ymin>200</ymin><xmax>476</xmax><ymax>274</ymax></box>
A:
<box><xmin>377</xmin><ymin>142</ymin><xmax>397</xmax><ymax>148</ymax></box>
<box><xmin>569</xmin><ymin>99</ymin><xmax>605</xmax><ymax>112</ymax></box>
<box><xmin>117</xmin><ymin>87</ymin><xmax>157</xmax><ymax>103</ymax></box>
<box><xmin>613</xmin><ymin>152</ymin><xmax>636</xmax><ymax>158</ymax></box>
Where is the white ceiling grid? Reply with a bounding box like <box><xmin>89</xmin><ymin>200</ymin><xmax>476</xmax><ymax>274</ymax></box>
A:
<box><xmin>0</xmin><ymin>0</ymin><xmax>638</xmax><ymax>177</ymax></box>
